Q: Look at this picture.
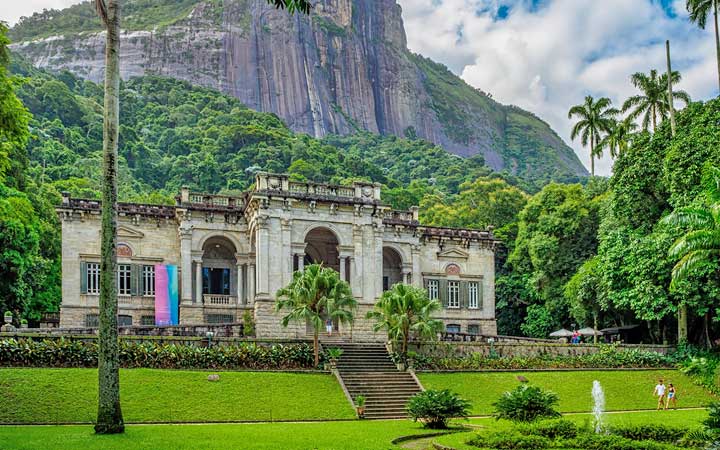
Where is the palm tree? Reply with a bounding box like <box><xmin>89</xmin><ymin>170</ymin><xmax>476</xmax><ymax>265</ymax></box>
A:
<box><xmin>622</xmin><ymin>69</ymin><xmax>691</xmax><ymax>132</ymax></box>
<box><xmin>598</xmin><ymin>118</ymin><xmax>637</xmax><ymax>159</ymax></box>
<box><xmin>663</xmin><ymin>166</ymin><xmax>720</xmax><ymax>345</ymax></box>
<box><xmin>686</xmin><ymin>0</ymin><xmax>720</xmax><ymax>93</ymax></box>
<box><xmin>276</xmin><ymin>264</ymin><xmax>356</xmax><ymax>367</ymax></box>
<box><xmin>568</xmin><ymin>96</ymin><xmax>619</xmax><ymax>176</ymax></box>
<box><xmin>91</xmin><ymin>0</ymin><xmax>312</xmax><ymax>434</ymax></box>
<box><xmin>366</xmin><ymin>284</ymin><xmax>443</xmax><ymax>362</ymax></box>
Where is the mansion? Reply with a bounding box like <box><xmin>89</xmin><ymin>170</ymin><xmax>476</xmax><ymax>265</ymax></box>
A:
<box><xmin>56</xmin><ymin>173</ymin><xmax>499</xmax><ymax>339</ymax></box>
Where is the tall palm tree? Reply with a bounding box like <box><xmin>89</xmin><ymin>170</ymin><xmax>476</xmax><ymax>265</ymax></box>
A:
<box><xmin>622</xmin><ymin>69</ymin><xmax>691</xmax><ymax>132</ymax></box>
<box><xmin>276</xmin><ymin>264</ymin><xmax>356</xmax><ymax>367</ymax></box>
<box><xmin>568</xmin><ymin>96</ymin><xmax>619</xmax><ymax>176</ymax></box>
<box><xmin>663</xmin><ymin>166</ymin><xmax>720</xmax><ymax>345</ymax></box>
<box><xmin>687</xmin><ymin>0</ymin><xmax>720</xmax><ymax>93</ymax></box>
<box><xmin>366</xmin><ymin>284</ymin><xmax>443</xmax><ymax>361</ymax></box>
<box><xmin>599</xmin><ymin>118</ymin><xmax>637</xmax><ymax>159</ymax></box>
<box><xmin>91</xmin><ymin>0</ymin><xmax>313</xmax><ymax>435</ymax></box>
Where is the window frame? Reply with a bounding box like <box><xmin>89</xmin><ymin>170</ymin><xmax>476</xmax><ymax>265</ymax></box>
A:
<box><xmin>117</xmin><ymin>264</ymin><xmax>132</xmax><ymax>296</ymax></box>
<box><xmin>142</xmin><ymin>265</ymin><xmax>155</xmax><ymax>297</ymax></box>
<box><xmin>86</xmin><ymin>262</ymin><xmax>100</xmax><ymax>295</ymax></box>
<box><xmin>427</xmin><ymin>279</ymin><xmax>439</xmax><ymax>300</ymax></box>
<box><xmin>447</xmin><ymin>280</ymin><xmax>460</xmax><ymax>309</ymax></box>
<box><xmin>468</xmin><ymin>281</ymin><xmax>480</xmax><ymax>309</ymax></box>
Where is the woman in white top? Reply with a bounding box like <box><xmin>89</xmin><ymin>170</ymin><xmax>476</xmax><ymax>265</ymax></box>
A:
<box><xmin>653</xmin><ymin>379</ymin><xmax>666</xmax><ymax>410</ymax></box>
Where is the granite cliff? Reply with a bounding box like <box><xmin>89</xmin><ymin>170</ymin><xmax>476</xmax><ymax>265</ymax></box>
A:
<box><xmin>9</xmin><ymin>0</ymin><xmax>588</xmax><ymax>181</ymax></box>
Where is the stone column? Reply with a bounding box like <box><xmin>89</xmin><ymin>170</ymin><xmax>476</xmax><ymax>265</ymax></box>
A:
<box><xmin>236</xmin><ymin>258</ymin><xmax>244</xmax><ymax>305</ymax></box>
<box><xmin>411</xmin><ymin>244</ymin><xmax>422</xmax><ymax>288</ymax></box>
<box><xmin>297</xmin><ymin>254</ymin><xmax>304</xmax><ymax>272</ymax></box>
<box><xmin>194</xmin><ymin>257</ymin><xmax>203</xmax><ymax>304</ymax></box>
<box><xmin>248</xmin><ymin>263</ymin><xmax>256</xmax><ymax>305</ymax></box>
<box><xmin>179</xmin><ymin>225</ymin><xmax>193</xmax><ymax>304</ymax></box>
<box><xmin>255</xmin><ymin>216</ymin><xmax>270</xmax><ymax>298</ymax></box>
<box><xmin>339</xmin><ymin>256</ymin><xmax>346</xmax><ymax>281</ymax></box>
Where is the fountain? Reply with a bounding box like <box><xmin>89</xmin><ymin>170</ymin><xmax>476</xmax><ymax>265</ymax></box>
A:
<box><xmin>591</xmin><ymin>380</ymin><xmax>606</xmax><ymax>433</ymax></box>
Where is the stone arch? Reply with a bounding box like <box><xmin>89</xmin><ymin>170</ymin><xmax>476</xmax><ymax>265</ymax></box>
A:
<box><xmin>304</xmin><ymin>227</ymin><xmax>340</xmax><ymax>272</ymax></box>
<box><xmin>382</xmin><ymin>246</ymin><xmax>404</xmax><ymax>291</ymax></box>
<box><xmin>201</xmin><ymin>236</ymin><xmax>237</xmax><ymax>297</ymax></box>
<box><xmin>197</xmin><ymin>232</ymin><xmax>243</xmax><ymax>254</ymax></box>
<box><xmin>301</xmin><ymin>222</ymin><xmax>345</xmax><ymax>247</ymax></box>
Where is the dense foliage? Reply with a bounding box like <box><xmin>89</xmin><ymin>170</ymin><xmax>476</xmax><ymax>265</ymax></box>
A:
<box><xmin>405</xmin><ymin>389</ymin><xmax>471</xmax><ymax>429</ymax></box>
<box><xmin>492</xmin><ymin>384</ymin><xmax>561</xmax><ymax>422</ymax></box>
<box><xmin>0</xmin><ymin>338</ymin><xmax>317</xmax><ymax>369</ymax></box>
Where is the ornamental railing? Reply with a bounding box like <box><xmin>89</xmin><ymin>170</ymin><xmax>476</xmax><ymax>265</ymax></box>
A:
<box><xmin>203</xmin><ymin>294</ymin><xmax>237</xmax><ymax>306</ymax></box>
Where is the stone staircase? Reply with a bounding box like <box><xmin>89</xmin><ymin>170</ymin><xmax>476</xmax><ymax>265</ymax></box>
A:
<box><xmin>328</xmin><ymin>342</ymin><xmax>423</xmax><ymax>420</ymax></box>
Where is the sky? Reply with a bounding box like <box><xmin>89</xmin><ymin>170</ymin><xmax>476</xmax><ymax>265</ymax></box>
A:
<box><xmin>3</xmin><ymin>0</ymin><xmax>720</xmax><ymax>176</ymax></box>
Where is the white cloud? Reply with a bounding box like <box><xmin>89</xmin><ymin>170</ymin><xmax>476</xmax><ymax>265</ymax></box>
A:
<box><xmin>1</xmin><ymin>0</ymin><xmax>84</xmax><ymax>26</ymax></box>
<box><xmin>398</xmin><ymin>0</ymin><xmax>720</xmax><ymax>176</ymax></box>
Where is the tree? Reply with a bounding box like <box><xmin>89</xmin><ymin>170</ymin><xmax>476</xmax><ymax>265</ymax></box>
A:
<box><xmin>598</xmin><ymin>119</ymin><xmax>637</xmax><ymax>159</ymax></box>
<box><xmin>568</xmin><ymin>96</ymin><xmax>618</xmax><ymax>176</ymax></box>
<box><xmin>686</xmin><ymin>0</ymin><xmax>720</xmax><ymax>93</ymax></box>
<box><xmin>366</xmin><ymin>283</ymin><xmax>443</xmax><ymax>360</ymax></box>
<box><xmin>622</xmin><ymin>69</ymin><xmax>691</xmax><ymax>132</ymax></box>
<box><xmin>275</xmin><ymin>264</ymin><xmax>356</xmax><ymax>367</ymax></box>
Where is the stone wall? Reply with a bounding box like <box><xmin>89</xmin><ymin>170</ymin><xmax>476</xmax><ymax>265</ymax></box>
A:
<box><xmin>411</xmin><ymin>341</ymin><xmax>675</xmax><ymax>358</ymax></box>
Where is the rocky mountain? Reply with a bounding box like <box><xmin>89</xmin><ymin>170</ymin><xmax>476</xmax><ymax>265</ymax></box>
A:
<box><xmin>9</xmin><ymin>0</ymin><xmax>588</xmax><ymax>181</ymax></box>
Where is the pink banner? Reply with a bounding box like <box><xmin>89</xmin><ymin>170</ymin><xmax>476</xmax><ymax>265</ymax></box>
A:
<box><xmin>154</xmin><ymin>264</ymin><xmax>170</xmax><ymax>325</ymax></box>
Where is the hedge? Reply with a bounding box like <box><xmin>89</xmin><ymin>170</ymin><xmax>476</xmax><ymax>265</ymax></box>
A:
<box><xmin>0</xmin><ymin>338</ymin><xmax>317</xmax><ymax>370</ymax></box>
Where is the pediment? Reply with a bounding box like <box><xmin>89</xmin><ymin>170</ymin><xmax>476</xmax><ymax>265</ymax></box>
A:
<box><xmin>117</xmin><ymin>225</ymin><xmax>145</xmax><ymax>239</ymax></box>
<box><xmin>437</xmin><ymin>248</ymin><xmax>469</xmax><ymax>259</ymax></box>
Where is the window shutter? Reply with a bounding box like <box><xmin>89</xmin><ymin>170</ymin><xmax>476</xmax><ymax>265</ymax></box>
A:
<box><xmin>478</xmin><ymin>282</ymin><xmax>484</xmax><ymax>310</ymax></box>
<box><xmin>460</xmin><ymin>281</ymin><xmax>468</xmax><ymax>308</ymax></box>
<box><xmin>438</xmin><ymin>279</ymin><xmax>448</xmax><ymax>308</ymax></box>
<box><xmin>423</xmin><ymin>277</ymin><xmax>428</xmax><ymax>289</ymax></box>
<box><xmin>130</xmin><ymin>264</ymin><xmax>140</xmax><ymax>296</ymax></box>
<box><xmin>80</xmin><ymin>262</ymin><xmax>88</xmax><ymax>294</ymax></box>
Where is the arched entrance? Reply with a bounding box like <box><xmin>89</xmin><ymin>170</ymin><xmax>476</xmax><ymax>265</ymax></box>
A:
<box><xmin>382</xmin><ymin>247</ymin><xmax>403</xmax><ymax>292</ymax></box>
<box><xmin>201</xmin><ymin>236</ymin><xmax>237</xmax><ymax>306</ymax></box>
<box><xmin>304</xmin><ymin>227</ymin><xmax>340</xmax><ymax>271</ymax></box>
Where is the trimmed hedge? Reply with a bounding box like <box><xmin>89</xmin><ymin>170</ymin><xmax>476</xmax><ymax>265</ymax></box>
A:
<box><xmin>0</xmin><ymin>338</ymin><xmax>317</xmax><ymax>370</ymax></box>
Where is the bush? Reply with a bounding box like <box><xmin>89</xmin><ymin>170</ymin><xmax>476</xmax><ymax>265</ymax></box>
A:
<box><xmin>0</xmin><ymin>338</ymin><xmax>316</xmax><ymax>370</ymax></box>
<box><xmin>467</xmin><ymin>430</ymin><xmax>551</xmax><ymax>449</ymax></box>
<box><xmin>492</xmin><ymin>384</ymin><xmax>561</xmax><ymax>422</ymax></box>
<box><xmin>705</xmin><ymin>401</ymin><xmax>720</xmax><ymax>432</ymax></box>
<box><xmin>678</xmin><ymin>429</ymin><xmax>713</xmax><ymax>448</ymax></box>
<box><xmin>519</xmin><ymin>419</ymin><xmax>578</xmax><ymax>439</ymax></box>
<box><xmin>406</xmin><ymin>389</ymin><xmax>471</xmax><ymax>429</ymax></box>
<box><xmin>564</xmin><ymin>433</ymin><xmax>675</xmax><ymax>450</ymax></box>
<box><xmin>609</xmin><ymin>424</ymin><xmax>688</xmax><ymax>443</ymax></box>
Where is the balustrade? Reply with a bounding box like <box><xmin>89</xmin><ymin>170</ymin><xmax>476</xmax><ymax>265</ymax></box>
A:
<box><xmin>203</xmin><ymin>294</ymin><xmax>237</xmax><ymax>306</ymax></box>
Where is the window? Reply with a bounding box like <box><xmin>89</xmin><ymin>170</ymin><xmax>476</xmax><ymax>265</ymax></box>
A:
<box><xmin>142</xmin><ymin>265</ymin><xmax>155</xmax><ymax>296</ymax></box>
<box><xmin>141</xmin><ymin>315</ymin><xmax>155</xmax><ymax>326</ymax></box>
<box><xmin>86</xmin><ymin>263</ymin><xmax>100</xmax><ymax>295</ymax></box>
<box><xmin>468</xmin><ymin>282</ymin><xmax>480</xmax><ymax>309</ymax></box>
<box><xmin>118</xmin><ymin>315</ymin><xmax>132</xmax><ymax>326</ymax></box>
<box><xmin>205</xmin><ymin>313</ymin><xmax>235</xmax><ymax>324</ymax></box>
<box><xmin>203</xmin><ymin>268</ymin><xmax>231</xmax><ymax>295</ymax></box>
<box><xmin>446</xmin><ymin>324</ymin><xmax>461</xmax><ymax>333</ymax></box>
<box><xmin>118</xmin><ymin>264</ymin><xmax>131</xmax><ymax>296</ymax></box>
<box><xmin>427</xmin><ymin>279</ymin><xmax>439</xmax><ymax>300</ymax></box>
<box><xmin>85</xmin><ymin>314</ymin><xmax>99</xmax><ymax>327</ymax></box>
<box><xmin>447</xmin><ymin>281</ymin><xmax>460</xmax><ymax>308</ymax></box>
<box><xmin>383</xmin><ymin>276</ymin><xmax>389</xmax><ymax>292</ymax></box>
<box><xmin>467</xmin><ymin>324</ymin><xmax>480</xmax><ymax>335</ymax></box>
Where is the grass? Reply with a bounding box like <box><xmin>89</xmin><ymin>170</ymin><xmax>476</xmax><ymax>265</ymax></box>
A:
<box><xmin>433</xmin><ymin>409</ymin><xmax>709</xmax><ymax>450</ymax></box>
<box><xmin>418</xmin><ymin>370</ymin><xmax>713</xmax><ymax>415</ymax></box>
<box><xmin>0</xmin><ymin>420</ymin><xmax>442</xmax><ymax>450</ymax></box>
<box><xmin>0</xmin><ymin>368</ymin><xmax>355</xmax><ymax>424</ymax></box>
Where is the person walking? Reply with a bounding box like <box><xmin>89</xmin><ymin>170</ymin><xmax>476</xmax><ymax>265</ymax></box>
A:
<box><xmin>325</xmin><ymin>318</ymin><xmax>333</xmax><ymax>337</ymax></box>
<box><xmin>653</xmin><ymin>379</ymin><xmax>667</xmax><ymax>410</ymax></box>
<box><xmin>666</xmin><ymin>383</ymin><xmax>677</xmax><ymax>410</ymax></box>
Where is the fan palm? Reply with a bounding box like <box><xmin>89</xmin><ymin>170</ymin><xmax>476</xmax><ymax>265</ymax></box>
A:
<box><xmin>686</xmin><ymin>0</ymin><xmax>720</xmax><ymax>92</ymax></box>
<box><xmin>568</xmin><ymin>96</ymin><xmax>619</xmax><ymax>176</ymax></box>
<box><xmin>366</xmin><ymin>284</ymin><xmax>443</xmax><ymax>361</ymax></box>
<box><xmin>622</xmin><ymin>69</ymin><xmax>691</xmax><ymax>132</ymax></box>
<box><xmin>276</xmin><ymin>264</ymin><xmax>356</xmax><ymax>367</ymax></box>
<box><xmin>598</xmin><ymin>118</ymin><xmax>637</xmax><ymax>159</ymax></box>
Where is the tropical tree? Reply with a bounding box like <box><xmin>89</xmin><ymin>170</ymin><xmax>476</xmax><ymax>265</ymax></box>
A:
<box><xmin>622</xmin><ymin>69</ymin><xmax>691</xmax><ymax>132</ymax></box>
<box><xmin>91</xmin><ymin>0</ymin><xmax>313</xmax><ymax>435</ymax></box>
<box><xmin>686</xmin><ymin>0</ymin><xmax>720</xmax><ymax>92</ymax></box>
<box><xmin>598</xmin><ymin>118</ymin><xmax>637</xmax><ymax>159</ymax></box>
<box><xmin>275</xmin><ymin>264</ymin><xmax>356</xmax><ymax>367</ymax></box>
<box><xmin>568</xmin><ymin>96</ymin><xmax>619</xmax><ymax>176</ymax></box>
<box><xmin>366</xmin><ymin>283</ymin><xmax>443</xmax><ymax>361</ymax></box>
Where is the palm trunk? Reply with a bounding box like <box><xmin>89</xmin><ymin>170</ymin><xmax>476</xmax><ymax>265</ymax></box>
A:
<box><xmin>705</xmin><ymin>311</ymin><xmax>712</xmax><ymax>349</ymax></box>
<box><xmin>714</xmin><ymin>0</ymin><xmax>720</xmax><ymax>93</ymax></box>
<box><xmin>590</xmin><ymin>132</ymin><xmax>595</xmax><ymax>177</ymax></box>
<box><xmin>652</xmin><ymin>107</ymin><xmax>657</xmax><ymax>132</ymax></box>
<box><xmin>95</xmin><ymin>0</ymin><xmax>124</xmax><ymax>435</ymax></box>
<box><xmin>314</xmin><ymin>328</ymin><xmax>319</xmax><ymax>367</ymax></box>
<box><xmin>678</xmin><ymin>305</ymin><xmax>688</xmax><ymax>344</ymax></box>
<box><xmin>593</xmin><ymin>313</ymin><xmax>598</xmax><ymax>344</ymax></box>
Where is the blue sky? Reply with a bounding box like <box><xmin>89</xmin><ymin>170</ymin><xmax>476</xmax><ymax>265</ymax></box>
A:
<box><xmin>3</xmin><ymin>0</ymin><xmax>720</xmax><ymax>176</ymax></box>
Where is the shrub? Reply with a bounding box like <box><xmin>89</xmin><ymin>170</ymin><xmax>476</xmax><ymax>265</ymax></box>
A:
<box><xmin>406</xmin><ymin>389</ymin><xmax>471</xmax><ymax>429</ymax></box>
<box><xmin>705</xmin><ymin>401</ymin><xmax>720</xmax><ymax>432</ymax></box>
<box><xmin>492</xmin><ymin>384</ymin><xmax>561</xmax><ymax>422</ymax></box>
<box><xmin>325</xmin><ymin>347</ymin><xmax>343</xmax><ymax>360</ymax></box>
<box><xmin>678</xmin><ymin>429</ymin><xmax>713</xmax><ymax>448</ymax></box>
<box><xmin>0</xmin><ymin>338</ymin><xmax>316</xmax><ymax>370</ymax></box>
<box><xmin>241</xmin><ymin>310</ymin><xmax>255</xmax><ymax>337</ymax></box>
<box><xmin>519</xmin><ymin>419</ymin><xmax>578</xmax><ymax>439</ymax></box>
<box><xmin>467</xmin><ymin>430</ymin><xmax>551</xmax><ymax>449</ymax></box>
<box><xmin>609</xmin><ymin>424</ymin><xmax>688</xmax><ymax>443</ymax></box>
<box><xmin>564</xmin><ymin>433</ymin><xmax>675</xmax><ymax>450</ymax></box>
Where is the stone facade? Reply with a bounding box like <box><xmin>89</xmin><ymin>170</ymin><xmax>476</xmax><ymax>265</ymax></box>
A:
<box><xmin>57</xmin><ymin>173</ymin><xmax>499</xmax><ymax>339</ymax></box>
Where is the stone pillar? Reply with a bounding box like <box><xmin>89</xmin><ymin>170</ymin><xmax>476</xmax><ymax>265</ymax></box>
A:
<box><xmin>255</xmin><ymin>217</ymin><xmax>270</xmax><ymax>298</ymax></box>
<box><xmin>236</xmin><ymin>258</ymin><xmax>244</xmax><ymax>305</ymax></box>
<box><xmin>248</xmin><ymin>263</ymin><xmax>256</xmax><ymax>305</ymax></box>
<box><xmin>179</xmin><ymin>225</ymin><xmax>192</xmax><ymax>304</ymax></box>
<box><xmin>339</xmin><ymin>256</ymin><xmax>346</xmax><ymax>281</ymax></box>
<box><xmin>194</xmin><ymin>257</ymin><xmax>203</xmax><ymax>304</ymax></box>
<box><xmin>411</xmin><ymin>244</ymin><xmax>422</xmax><ymax>288</ymax></box>
<box><xmin>297</xmin><ymin>254</ymin><xmax>304</xmax><ymax>272</ymax></box>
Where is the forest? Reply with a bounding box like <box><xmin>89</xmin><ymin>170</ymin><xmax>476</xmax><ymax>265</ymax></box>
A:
<box><xmin>1</xmin><ymin>23</ymin><xmax>718</xmax><ymax>345</ymax></box>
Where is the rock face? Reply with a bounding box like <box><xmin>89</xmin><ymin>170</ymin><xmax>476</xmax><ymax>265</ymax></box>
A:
<box><xmin>10</xmin><ymin>0</ymin><xmax>588</xmax><ymax>178</ymax></box>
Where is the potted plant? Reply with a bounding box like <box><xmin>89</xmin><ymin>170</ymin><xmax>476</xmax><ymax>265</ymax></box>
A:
<box><xmin>326</xmin><ymin>347</ymin><xmax>343</xmax><ymax>370</ymax></box>
<box><xmin>3</xmin><ymin>311</ymin><xmax>12</xmax><ymax>325</ymax></box>
<box><xmin>20</xmin><ymin>319</ymin><xmax>28</xmax><ymax>329</ymax></box>
<box><xmin>354</xmin><ymin>395</ymin><xmax>366</xmax><ymax>418</ymax></box>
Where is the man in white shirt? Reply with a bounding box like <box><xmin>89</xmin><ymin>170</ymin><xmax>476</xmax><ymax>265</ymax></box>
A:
<box><xmin>653</xmin><ymin>379</ymin><xmax>667</xmax><ymax>410</ymax></box>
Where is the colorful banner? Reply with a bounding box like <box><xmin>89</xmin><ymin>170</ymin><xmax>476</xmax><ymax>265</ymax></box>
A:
<box><xmin>154</xmin><ymin>264</ymin><xmax>179</xmax><ymax>325</ymax></box>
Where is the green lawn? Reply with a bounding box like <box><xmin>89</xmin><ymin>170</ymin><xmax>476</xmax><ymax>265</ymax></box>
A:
<box><xmin>0</xmin><ymin>368</ymin><xmax>354</xmax><ymax>423</ymax></box>
<box><xmin>418</xmin><ymin>370</ymin><xmax>713</xmax><ymax>415</ymax></box>
<box><xmin>433</xmin><ymin>409</ymin><xmax>709</xmax><ymax>450</ymax></box>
